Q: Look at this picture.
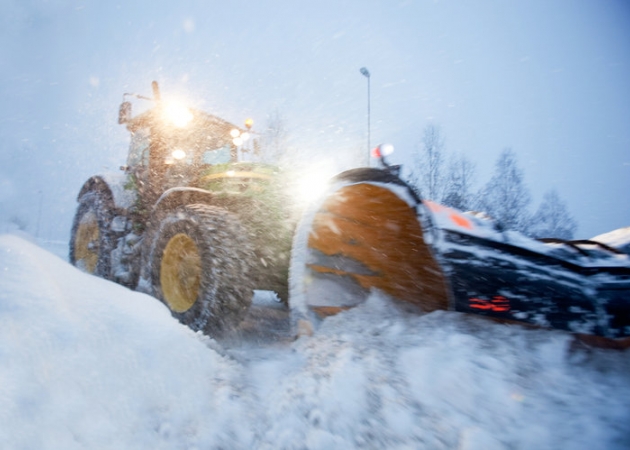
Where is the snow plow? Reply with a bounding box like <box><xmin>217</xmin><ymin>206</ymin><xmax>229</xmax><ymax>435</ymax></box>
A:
<box><xmin>289</xmin><ymin>163</ymin><xmax>630</xmax><ymax>346</ymax></box>
<box><xmin>70</xmin><ymin>82</ymin><xmax>630</xmax><ymax>346</ymax></box>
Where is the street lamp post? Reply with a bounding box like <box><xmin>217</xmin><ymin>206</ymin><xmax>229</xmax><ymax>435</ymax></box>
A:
<box><xmin>360</xmin><ymin>67</ymin><xmax>370</xmax><ymax>166</ymax></box>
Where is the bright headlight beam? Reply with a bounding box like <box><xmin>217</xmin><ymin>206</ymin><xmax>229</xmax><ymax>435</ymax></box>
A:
<box><xmin>294</xmin><ymin>169</ymin><xmax>335</xmax><ymax>206</ymax></box>
<box><xmin>163</xmin><ymin>102</ymin><xmax>193</xmax><ymax>128</ymax></box>
<box><xmin>172</xmin><ymin>149</ymin><xmax>186</xmax><ymax>160</ymax></box>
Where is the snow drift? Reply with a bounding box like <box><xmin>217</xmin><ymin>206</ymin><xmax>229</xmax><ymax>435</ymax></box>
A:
<box><xmin>1</xmin><ymin>234</ymin><xmax>629</xmax><ymax>449</ymax></box>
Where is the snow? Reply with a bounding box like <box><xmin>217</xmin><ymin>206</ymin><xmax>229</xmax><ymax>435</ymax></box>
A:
<box><xmin>425</xmin><ymin>201</ymin><xmax>630</xmax><ymax>268</ymax></box>
<box><xmin>593</xmin><ymin>227</ymin><xmax>630</xmax><ymax>255</ymax></box>
<box><xmin>2</xmin><ymin>233</ymin><xmax>630</xmax><ymax>449</ymax></box>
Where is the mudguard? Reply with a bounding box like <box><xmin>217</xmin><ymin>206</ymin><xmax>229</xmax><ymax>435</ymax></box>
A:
<box><xmin>77</xmin><ymin>173</ymin><xmax>137</xmax><ymax>211</ymax></box>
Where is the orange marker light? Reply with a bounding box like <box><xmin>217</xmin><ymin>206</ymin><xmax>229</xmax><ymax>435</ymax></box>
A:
<box><xmin>450</xmin><ymin>213</ymin><xmax>472</xmax><ymax>229</ymax></box>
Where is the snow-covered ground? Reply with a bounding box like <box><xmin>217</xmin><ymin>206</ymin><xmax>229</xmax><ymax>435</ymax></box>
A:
<box><xmin>1</xmin><ymin>233</ymin><xmax>629</xmax><ymax>449</ymax></box>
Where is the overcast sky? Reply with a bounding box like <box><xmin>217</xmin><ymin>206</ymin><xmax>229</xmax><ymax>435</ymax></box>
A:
<box><xmin>1</xmin><ymin>0</ymin><xmax>628</xmax><ymax>240</ymax></box>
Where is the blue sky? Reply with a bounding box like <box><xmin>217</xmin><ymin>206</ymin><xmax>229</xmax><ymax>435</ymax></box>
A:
<box><xmin>1</xmin><ymin>0</ymin><xmax>629</xmax><ymax>239</ymax></box>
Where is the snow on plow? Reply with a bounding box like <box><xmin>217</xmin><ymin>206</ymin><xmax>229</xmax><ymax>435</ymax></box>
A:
<box><xmin>290</xmin><ymin>167</ymin><xmax>630</xmax><ymax>345</ymax></box>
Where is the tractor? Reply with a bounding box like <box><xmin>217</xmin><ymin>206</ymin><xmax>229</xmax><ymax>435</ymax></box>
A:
<box><xmin>70</xmin><ymin>82</ymin><xmax>630</xmax><ymax>345</ymax></box>
<box><xmin>70</xmin><ymin>82</ymin><xmax>294</xmax><ymax>335</ymax></box>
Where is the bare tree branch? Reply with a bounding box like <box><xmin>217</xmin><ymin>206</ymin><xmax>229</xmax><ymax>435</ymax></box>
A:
<box><xmin>410</xmin><ymin>124</ymin><xmax>446</xmax><ymax>201</ymax></box>
<box><xmin>258</xmin><ymin>109</ymin><xmax>288</xmax><ymax>165</ymax></box>
<box><xmin>442</xmin><ymin>153</ymin><xmax>477</xmax><ymax>211</ymax></box>
<box><xmin>476</xmin><ymin>148</ymin><xmax>531</xmax><ymax>232</ymax></box>
<box><xmin>529</xmin><ymin>189</ymin><xmax>578</xmax><ymax>239</ymax></box>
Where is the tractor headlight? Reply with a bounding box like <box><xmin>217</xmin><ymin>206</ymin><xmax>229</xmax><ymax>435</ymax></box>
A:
<box><xmin>294</xmin><ymin>165</ymin><xmax>337</xmax><ymax>207</ymax></box>
<box><xmin>163</xmin><ymin>102</ymin><xmax>193</xmax><ymax>128</ymax></box>
<box><xmin>165</xmin><ymin>148</ymin><xmax>187</xmax><ymax>165</ymax></box>
<box><xmin>172</xmin><ymin>149</ymin><xmax>187</xmax><ymax>160</ymax></box>
<box><xmin>231</xmin><ymin>128</ymin><xmax>246</xmax><ymax>146</ymax></box>
<box><xmin>230</xmin><ymin>128</ymin><xmax>250</xmax><ymax>146</ymax></box>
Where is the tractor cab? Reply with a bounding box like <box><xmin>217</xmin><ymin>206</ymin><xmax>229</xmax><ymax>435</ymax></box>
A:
<box><xmin>118</xmin><ymin>81</ymin><xmax>254</xmax><ymax>201</ymax></box>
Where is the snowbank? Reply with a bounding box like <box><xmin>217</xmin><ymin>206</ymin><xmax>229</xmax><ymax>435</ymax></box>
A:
<box><xmin>0</xmin><ymin>234</ymin><xmax>254</xmax><ymax>449</ymax></box>
<box><xmin>1</xmin><ymin>234</ymin><xmax>629</xmax><ymax>449</ymax></box>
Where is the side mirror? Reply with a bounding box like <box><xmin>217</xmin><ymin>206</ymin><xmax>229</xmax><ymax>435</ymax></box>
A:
<box><xmin>118</xmin><ymin>101</ymin><xmax>132</xmax><ymax>124</ymax></box>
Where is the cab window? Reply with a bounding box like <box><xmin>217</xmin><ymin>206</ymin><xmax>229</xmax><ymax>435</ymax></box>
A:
<box><xmin>127</xmin><ymin>127</ymin><xmax>150</xmax><ymax>168</ymax></box>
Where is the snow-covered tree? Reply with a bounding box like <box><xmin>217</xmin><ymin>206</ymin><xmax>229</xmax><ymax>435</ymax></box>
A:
<box><xmin>409</xmin><ymin>124</ymin><xmax>446</xmax><ymax>201</ymax></box>
<box><xmin>476</xmin><ymin>148</ymin><xmax>531</xmax><ymax>232</ymax></box>
<box><xmin>529</xmin><ymin>189</ymin><xmax>577</xmax><ymax>239</ymax></box>
<box><xmin>442</xmin><ymin>153</ymin><xmax>476</xmax><ymax>211</ymax></box>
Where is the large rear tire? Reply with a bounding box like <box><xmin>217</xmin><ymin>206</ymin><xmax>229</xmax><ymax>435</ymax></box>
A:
<box><xmin>148</xmin><ymin>204</ymin><xmax>254</xmax><ymax>335</ymax></box>
<box><xmin>69</xmin><ymin>190</ymin><xmax>114</xmax><ymax>278</ymax></box>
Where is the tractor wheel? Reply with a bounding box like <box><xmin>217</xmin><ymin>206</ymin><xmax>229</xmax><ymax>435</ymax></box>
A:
<box><xmin>148</xmin><ymin>204</ymin><xmax>254</xmax><ymax>335</ymax></box>
<box><xmin>69</xmin><ymin>190</ymin><xmax>114</xmax><ymax>278</ymax></box>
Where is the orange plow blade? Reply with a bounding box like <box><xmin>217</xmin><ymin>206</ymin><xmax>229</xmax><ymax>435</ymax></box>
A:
<box><xmin>303</xmin><ymin>182</ymin><xmax>449</xmax><ymax>317</ymax></box>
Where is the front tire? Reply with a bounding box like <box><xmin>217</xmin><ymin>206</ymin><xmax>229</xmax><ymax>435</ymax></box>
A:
<box><xmin>148</xmin><ymin>204</ymin><xmax>254</xmax><ymax>335</ymax></box>
<box><xmin>69</xmin><ymin>190</ymin><xmax>114</xmax><ymax>277</ymax></box>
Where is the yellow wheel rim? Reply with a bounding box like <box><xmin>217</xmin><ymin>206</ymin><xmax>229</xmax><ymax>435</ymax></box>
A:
<box><xmin>161</xmin><ymin>233</ymin><xmax>202</xmax><ymax>313</ymax></box>
<box><xmin>74</xmin><ymin>211</ymin><xmax>99</xmax><ymax>273</ymax></box>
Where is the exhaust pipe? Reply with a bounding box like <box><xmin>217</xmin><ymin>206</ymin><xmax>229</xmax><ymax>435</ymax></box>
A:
<box><xmin>152</xmin><ymin>80</ymin><xmax>161</xmax><ymax>102</ymax></box>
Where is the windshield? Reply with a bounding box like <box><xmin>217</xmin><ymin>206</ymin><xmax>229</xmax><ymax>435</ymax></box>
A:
<box><xmin>161</xmin><ymin>120</ymin><xmax>234</xmax><ymax>167</ymax></box>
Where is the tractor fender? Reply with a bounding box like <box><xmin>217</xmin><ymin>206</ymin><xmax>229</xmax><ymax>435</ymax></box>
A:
<box><xmin>151</xmin><ymin>186</ymin><xmax>264</xmax><ymax>216</ymax></box>
<box><xmin>151</xmin><ymin>187</ymin><xmax>216</xmax><ymax>215</ymax></box>
<box><xmin>77</xmin><ymin>173</ymin><xmax>137</xmax><ymax>211</ymax></box>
